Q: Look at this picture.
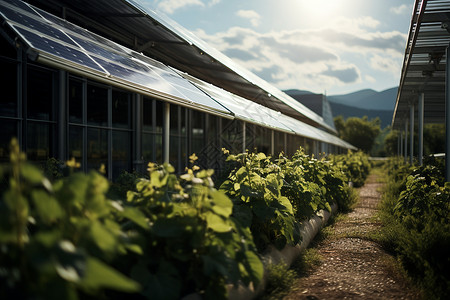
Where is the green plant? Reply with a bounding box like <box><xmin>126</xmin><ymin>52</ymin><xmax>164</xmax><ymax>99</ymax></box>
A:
<box><xmin>220</xmin><ymin>152</ymin><xmax>301</xmax><ymax>252</ymax></box>
<box><xmin>0</xmin><ymin>139</ymin><xmax>143</xmax><ymax>299</ymax></box>
<box><xmin>379</xmin><ymin>156</ymin><xmax>450</xmax><ymax>299</ymax></box>
<box><xmin>125</xmin><ymin>159</ymin><xmax>263</xmax><ymax>299</ymax></box>
<box><xmin>259</xmin><ymin>263</ymin><xmax>297</xmax><ymax>300</ymax></box>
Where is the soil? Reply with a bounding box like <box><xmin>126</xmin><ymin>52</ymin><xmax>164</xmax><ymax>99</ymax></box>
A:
<box><xmin>284</xmin><ymin>173</ymin><xmax>422</xmax><ymax>300</ymax></box>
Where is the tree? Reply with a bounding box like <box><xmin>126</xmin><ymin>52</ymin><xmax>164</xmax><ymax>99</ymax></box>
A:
<box><xmin>334</xmin><ymin>116</ymin><xmax>381</xmax><ymax>153</ymax></box>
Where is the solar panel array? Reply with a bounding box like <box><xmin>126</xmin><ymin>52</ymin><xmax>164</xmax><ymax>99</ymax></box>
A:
<box><xmin>0</xmin><ymin>0</ymin><xmax>229</xmax><ymax>116</ymax></box>
<box><xmin>0</xmin><ymin>0</ymin><xmax>355</xmax><ymax>149</ymax></box>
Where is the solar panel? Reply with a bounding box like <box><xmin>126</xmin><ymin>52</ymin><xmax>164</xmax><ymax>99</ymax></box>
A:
<box><xmin>14</xmin><ymin>26</ymin><xmax>104</xmax><ymax>72</ymax></box>
<box><xmin>0</xmin><ymin>0</ymin><xmax>231</xmax><ymax>116</ymax></box>
<box><xmin>0</xmin><ymin>5</ymin><xmax>75</xmax><ymax>46</ymax></box>
<box><xmin>181</xmin><ymin>72</ymin><xmax>294</xmax><ymax>132</ymax></box>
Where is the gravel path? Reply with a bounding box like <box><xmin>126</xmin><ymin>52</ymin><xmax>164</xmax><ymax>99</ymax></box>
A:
<box><xmin>284</xmin><ymin>173</ymin><xmax>421</xmax><ymax>300</ymax></box>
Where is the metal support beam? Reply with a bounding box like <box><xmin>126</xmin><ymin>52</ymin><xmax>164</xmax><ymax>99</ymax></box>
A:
<box><xmin>133</xmin><ymin>94</ymin><xmax>144</xmax><ymax>173</ymax></box>
<box><xmin>410</xmin><ymin>103</ymin><xmax>414</xmax><ymax>164</ymax></box>
<box><xmin>418</xmin><ymin>93</ymin><xmax>424</xmax><ymax>165</ymax></box>
<box><xmin>271</xmin><ymin>130</ymin><xmax>275</xmax><ymax>156</ymax></box>
<box><xmin>242</xmin><ymin>122</ymin><xmax>246</xmax><ymax>153</ymax></box>
<box><xmin>400</xmin><ymin>132</ymin><xmax>403</xmax><ymax>157</ymax></box>
<box><xmin>446</xmin><ymin>44</ymin><xmax>450</xmax><ymax>181</ymax></box>
<box><xmin>58</xmin><ymin>70</ymin><xmax>66</xmax><ymax>161</ymax></box>
<box><xmin>404</xmin><ymin>119</ymin><xmax>408</xmax><ymax>162</ymax></box>
<box><xmin>163</xmin><ymin>102</ymin><xmax>170</xmax><ymax>163</ymax></box>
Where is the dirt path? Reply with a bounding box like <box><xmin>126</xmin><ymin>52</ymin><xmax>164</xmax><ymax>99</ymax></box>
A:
<box><xmin>284</xmin><ymin>173</ymin><xmax>421</xmax><ymax>300</ymax></box>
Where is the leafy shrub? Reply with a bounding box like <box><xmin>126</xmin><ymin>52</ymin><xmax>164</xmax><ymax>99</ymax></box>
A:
<box><xmin>124</xmin><ymin>161</ymin><xmax>263</xmax><ymax>299</ymax></box>
<box><xmin>0</xmin><ymin>139</ymin><xmax>142</xmax><ymax>299</ymax></box>
<box><xmin>0</xmin><ymin>141</ymin><xmax>263</xmax><ymax>300</ymax></box>
<box><xmin>380</xmin><ymin>156</ymin><xmax>450</xmax><ymax>299</ymax></box>
<box><xmin>331</xmin><ymin>151</ymin><xmax>371</xmax><ymax>187</ymax></box>
<box><xmin>220</xmin><ymin>152</ymin><xmax>301</xmax><ymax>252</ymax></box>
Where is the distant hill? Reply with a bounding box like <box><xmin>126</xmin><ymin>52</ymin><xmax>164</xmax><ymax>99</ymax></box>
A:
<box><xmin>284</xmin><ymin>87</ymin><xmax>398</xmax><ymax>128</ymax></box>
<box><xmin>328</xmin><ymin>102</ymin><xmax>393</xmax><ymax>128</ymax></box>
<box><xmin>328</xmin><ymin>87</ymin><xmax>397</xmax><ymax>111</ymax></box>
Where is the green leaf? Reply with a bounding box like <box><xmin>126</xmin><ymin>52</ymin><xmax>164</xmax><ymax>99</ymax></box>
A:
<box><xmin>31</xmin><ymin>190</ymin><xmax>64</xmax><ymax>223</ymax></box>
<box><xmin>210</xmin><ymin>190</ymin><xmax>233</xmax><ymax>217</ymax></box>
<box><xmin>278</xmin><ymin>196</ymin><xmax>294</xmax><ymax>215</ymax></box>
<box><xmin>20</xmin><ymin>163</ymin><xmax>44</xmax><ymax>185</ymax></box>
<box><xmin>243</xmin><ymin>250</ymin><xmax>263</xmax><ymax>285</ymax></box>
<box><xmin>205</xmin><ymin>212</ymin><xmax>232</xmax><ymax>232</ymax></box>
<box><xmin>80</xmin><ymin>257</ymin><xmax>140</xmax><ymax>293</ymax></box>
<box><xmin>90</xmin><ymin>221</ymin><xmax>117</xmax><ymax>254</ymax></box>
<box><xmin>121</xmin><ymin>207</ymin><xmax>149</xmax><ymax>230</ymax></box>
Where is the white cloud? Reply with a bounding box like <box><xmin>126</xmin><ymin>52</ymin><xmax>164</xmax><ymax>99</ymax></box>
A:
<box><xmin>156</xmin><ymin>0</ymin><xmax>204</xmax><ymax>14</ymax></box>
<box><xmin>369</xmin><ymin>54</ymin><xmax>402</xmax><ymax>74</ymax></box>
<box><xmin>236</xmin><ymin>9</ymin><xmax>261</xmax><ymax>27</ymax></box>
<box><xmin>155</xmin><ymin>0</ymin><xmax>220</xmax><ymax>14</ymax></box>
<box><xmin>193</xmin><ymin>16</ymin><xmax>406</xmax><ymax>92</ymax></box>
<box><xmin>390</xmin><ymin>4</ymin><xmax>410</xmax><ymax>15</ymax></box>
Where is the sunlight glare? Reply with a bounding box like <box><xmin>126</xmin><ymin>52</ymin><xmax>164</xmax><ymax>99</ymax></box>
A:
<box><xmin>297</xmin><ymin>0</ymin><xmax>346</xmax><ymax>21</ymax></box>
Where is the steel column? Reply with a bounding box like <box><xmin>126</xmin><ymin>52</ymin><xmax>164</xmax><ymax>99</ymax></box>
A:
<box><xmin>410</xmin><ymin>104</ymin><xmax>414</xmax><ymax>164</ymax></box>
<box><xmin>418</xmin><ymin>93</ymin><xmax>424</xmax><ymax>165</ymax></box>
<box><xmin>404</xmin><ymin>119</ymin><xmax>408</xmax><ymax>162</ymax></box>
<box><xmin>446</xmin><ymin>44</ymin><xmax>450</xmax><ymax>181</ymax></box>
<box><xmin>242</xmin><ymin>122</ymin><xmax>246</xmax><ymax>153</ymax></box>
<box><xmin>163</xmin><ymin>102</ymin><xmax>170</xmax><ymax>163</ymax></box>
<box><xmin>58</xmin><ymin>70</ymin><xmax>66</xmax><ymax>161</ymax></box>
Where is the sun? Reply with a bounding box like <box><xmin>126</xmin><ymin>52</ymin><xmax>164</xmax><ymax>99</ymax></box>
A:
<box><xmin>297</xmin><ymin>0</ymin><xmax>345</xmax><ymax>20</ymax></box>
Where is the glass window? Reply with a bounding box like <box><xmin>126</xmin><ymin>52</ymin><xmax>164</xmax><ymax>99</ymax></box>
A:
<box><xmin>0</xmin><ymin>35</ymin><xmax>17</xmax><ymax>59</ymax></box>
<box><xmin>69</xmin><ymin>78</ymin><xmax>83</xmax><ymax>123</ymax></box>
<box><xmin>69</xmin><ymin>125</ymin><xmax>83</xmax><ymax>163</ymax></box>
<box><xmin>27</xmin><ymin>122</ymin><xmax>52</xmax><ymax>162</ymax></box>
<box><xmin>112</xmin><ymin>90</ymin><xmax>131</xmax><ymax>129</ymax></box>
<box><xmin>142</xmin><ymin>132</ymin><xmax>154</xmax><ymax>163</ymax></box>
<box><xmin>0</xmin><ymin>120</ymin><xmax>17</xmax><ymax>162</ymax></box>
<box><xmin>143</xmin><ymin>98</ymin><xmax>153</xmax><ymax>131</ymax></box>
<box><xmin>87</xmin><ymin>128</ymin><xmax>108</xmax><ymax>171</ymax></box>
<box><xmin>191</xmin><ymin>110</ymin><xmax>205</xmax><ymax>156</ymax></box>
<box><xmin>27</xmin><ymin>65</ymin><xmax>54</xmax><ymax>121</ymax></box>
<box><xmin>170</xmin><ymin>105</ymin><xmax>178</xmax><ymax>135</ymax></box>
<box><xmin>155</xmin><ymin>100</ymin><xmax>163</xmax><ymax>133</ymax></box>
<box><xmin>112</xmin><ymin>131</ymin><xmax>131</xmax><ymax>179</ymax></box>
<box><xmin>0</xmin><ymin>59</ymin><xmax>17</xmax><ymax>117</ymax></box>
<box><xmin>87</xmin><ymin>84</ymin><xmax>108</xmax><ymax>126</ymax></box>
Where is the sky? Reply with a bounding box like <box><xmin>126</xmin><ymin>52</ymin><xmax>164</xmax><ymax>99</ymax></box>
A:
<box><xmin>137</xmin><ymin>0</ymin><xmax>413</xmax><ymax>95</ymax></box>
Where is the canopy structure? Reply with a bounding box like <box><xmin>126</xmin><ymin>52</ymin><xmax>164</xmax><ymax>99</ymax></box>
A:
<box><xmin>392</xmin><ymin>0</ymin><xmax>450</xmax><ymax>178</ymax></box>
<box><xmin>393</xmin><ymin>0</ymin><xmax>450</xmax><ymax>128</ymax></box>
<box><xmin>24</xmin><ymin>0</ymin><xmax>336</xmax><ymax>133</ymax></box>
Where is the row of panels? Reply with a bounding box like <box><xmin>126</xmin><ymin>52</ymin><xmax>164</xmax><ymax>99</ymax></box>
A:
<box><xmin>0</xmin><ymin>0</ymin><xmax>354</xmax><ymax>150</ymax></box>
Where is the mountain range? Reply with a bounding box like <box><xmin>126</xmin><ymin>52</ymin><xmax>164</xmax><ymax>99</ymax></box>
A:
<box><xmin>284</xmin><ymin>87</ymin><xmax>398</xmax><ymax>128</ymax></box>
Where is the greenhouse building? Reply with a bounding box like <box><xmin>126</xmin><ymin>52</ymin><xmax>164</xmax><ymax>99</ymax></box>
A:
<box><xmin>0</xmin><ymin>0</ymin><xmax>355</xmax><ymax>179</ymax></box>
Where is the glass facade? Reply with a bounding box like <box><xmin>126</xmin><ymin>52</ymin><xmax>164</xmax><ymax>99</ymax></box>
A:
<box><xmin>0</xmin><ymin>31</ymin><xmax>345</xmax><ymax>179</ymax></box>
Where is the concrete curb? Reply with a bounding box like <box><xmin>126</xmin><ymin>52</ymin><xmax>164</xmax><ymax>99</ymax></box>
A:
<box><xmin>227</xmin><ymin>203</ymin><xmax>338</xmax><ymax>300</ymax></box>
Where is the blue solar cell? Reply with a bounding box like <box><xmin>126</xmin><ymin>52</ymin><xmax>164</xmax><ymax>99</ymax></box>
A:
<box><xmin>0</xmin><ymin>5</ymin><xmax>76</xmax><ymax>46</ymax></box>
<box><xmin>35</xmin><ymin>7</ymin><xmax>126</xmax><ymax>53</ymax></box>
<box><xmin>1</xmin><ymin>0</ymin><xmax>38</xmax><ymax>16</ymax></box>
<box><xmin>14</xmin><ymin>26</ymin><xmax>104</xmax><ymax>72</ymax></box>
<box><xmin>94</xmin><ymin>57</ymin><xmax>186</xmax><ymax>99</ymax></box>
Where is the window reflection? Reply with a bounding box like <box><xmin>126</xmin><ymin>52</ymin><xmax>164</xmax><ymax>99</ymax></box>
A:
<box><xmin>27</xmin><ymin>122</ymin><xmax>52</xmax><ymax>162</ymax></box>
<box><xmin>87</xmin><ymin>128</ymin><xmax>108</xmax><ymax>171</ymax></box>
<box><xmin>112</xmin><ymin>131</ymin><xmax>131</xmax><ymax>178</ymax></box>
<box><xmin>0</xmin><ymin>120</ymin><xmax>17</xmax><ymax>162</ymax></box>
<box><xmin>0</xmin><ymin>59</ymin><xmax>17</xmax><ymax>117</ymax></box>
<box><xmin>69</xmin><ymin>79</ymin><xmax>83</xmax><ymax>124</ymax></box>
<box><xmin>69</xmin><ymin>125</ymin><xmax>83</xmax><ymax>163</ymax></box>
<box><xmin>27</xmin><ymin>66</ymin><xmax>54</xmax><ymax>121</ymax></box>
<box><xmin>87</xmin><ymin>84</ymin><xmax>108</xmax><ymax>126</ymax></box>
<box><xmin>112</xmin><ymin>90</ymin><xmax>131</xmax><ymax>129</ymax></box>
